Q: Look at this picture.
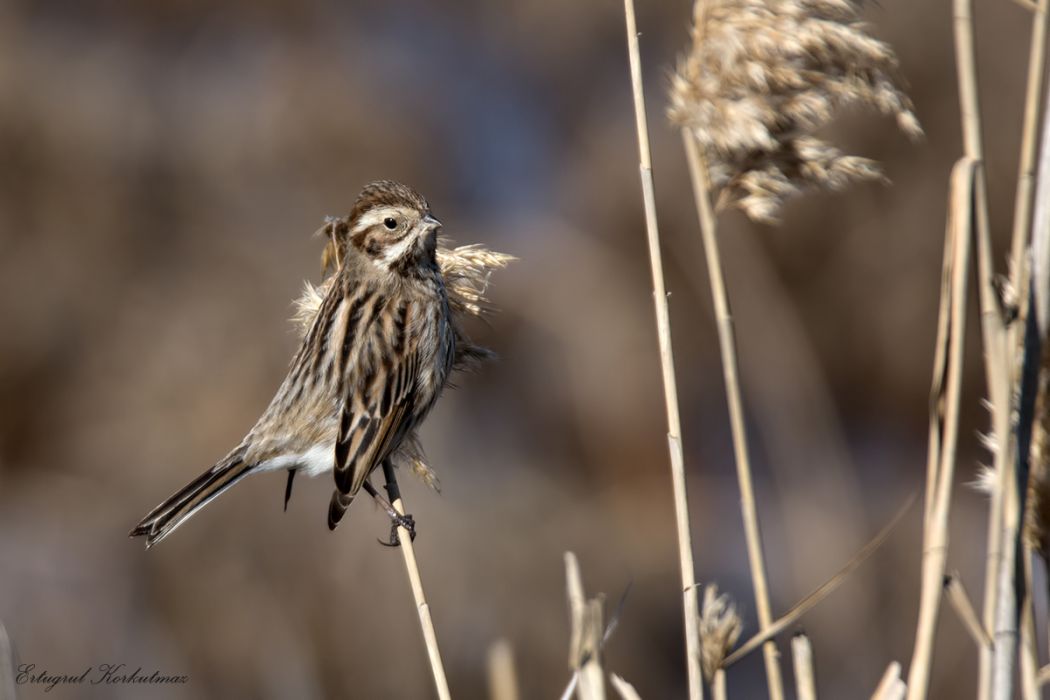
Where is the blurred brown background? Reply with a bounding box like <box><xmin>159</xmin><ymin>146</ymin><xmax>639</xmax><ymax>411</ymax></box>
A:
<box><xmin>0</xmin><ymin>0</ymin><xmax>1037</xmax><ymax>697</ymax></box>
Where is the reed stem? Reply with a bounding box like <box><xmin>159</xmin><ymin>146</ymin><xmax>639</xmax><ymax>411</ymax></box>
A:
<box><xmin>622</xmin><ymin>3</ymin><xmax>703</xmax><ymax>697</ymax></box>
<box><xmin>682</xmin><ymin>128</ymin><xmax>784</xmax><ymax>700</ymax></box>
<box><xmin>382</xmin><ymin>462</ymin><xmax>452</xmax><ymax>700</ymax></box>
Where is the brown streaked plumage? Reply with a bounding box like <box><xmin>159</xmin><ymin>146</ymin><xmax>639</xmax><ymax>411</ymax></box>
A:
<box><xmin>131</xmin><ymin>180</ymin><xmax>456</xmax><ymax>547</ymax></box>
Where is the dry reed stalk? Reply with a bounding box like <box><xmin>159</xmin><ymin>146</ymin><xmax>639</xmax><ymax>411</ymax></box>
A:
<box><xmin>622</xmin><ymin>2</ymin><xmax>703</xmax><ymax>697</ymax></box>
<box><xmin>681</xmin><ymin>125</ymin><xmax>784</xmax><ymax>700</ymax></box>
<box><xmin>610</xmin><ymin>675</ymin><xmax>643</xmax><ymax>700</ymax></box>
<box><xmin>1008</xmin><ymin>0</ymin><xmax>1050</xmax><ymax>304</ymax></box>
<box><xmin>943</xmin><ymin>573</ymin><xmax>991</xmax><ymax>650</ymax></box>
<box><xmin>905</xmin><ymin>156</ymin><xmax>977</xmax><ymax>700</ymax></box>
<box><xmin>946</xmin><ymin>0</ymin><xmax>1035</xmax><ymax>692</ymax></box>
<box><xmin>381</xmin><ymin>463</ymin><xmax>451</xmax><ymax>700</ymax></box>
<box><xmin>487</xmin><ymin>639</ymin><xmax>520</xmax><ymax>700</ymax></box>
<box><xmin>711</xmin><ymin>670</ymin><xmax>727</xmax><ymax>700</ymax></box>
<box><xmin>1020</xmin><ymin>576</ymin><xmax>1039</xmax><ymax>700</ymax></box>
<box><xmin>670</xmin><ymin>4</ymin><xmax>919</xmax><ymax>696</ymax></box>
<box><xmin>872</xmin><ymin>663</ymin><xmax>907</xmax><ymax>700</ymax></box>
<box><xmin>724</xmin><ymin>496</ymin><xmax>910</xmax><ymax>667</ymax></box>
<box><xmin>565</xmin><ymin>552</ymin><xmax>606</xmax><ymax>700</ymax></box>
<box><xmin>791</xmin><ymin>633</ymin><xmax>817</xmax><ymax>700</ymax></box>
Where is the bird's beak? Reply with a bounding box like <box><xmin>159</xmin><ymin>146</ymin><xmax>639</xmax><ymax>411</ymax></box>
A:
<box><xmin>422</xmin><ymin>214</ymin><xmax>442</xmax><ymax>230</ymax></box>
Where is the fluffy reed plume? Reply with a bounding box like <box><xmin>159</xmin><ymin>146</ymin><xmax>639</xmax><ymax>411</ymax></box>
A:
<box><xmin>668</xmin><ymin>0</ymin><xmax>923</xmax><ymax>223</ymax></box>
<box><xmin>293</xmin><ymin>216</ymin><xmax>514</xmax><ymax>490</ymax></box>
<box><xmin>698</xmin><ymin>585</ymin><xmax>743</xmax><ymax>683</ymax></box>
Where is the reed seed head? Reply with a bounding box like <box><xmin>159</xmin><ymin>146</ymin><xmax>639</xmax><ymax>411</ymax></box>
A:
<box><xmin>669</xmin><ymin>0</ymin><xmax>922</xmax><ymax>223</ymax></box>
<box><xmin>698</xmin><ymin>584</ymin><xmax>743</xmax><ymax>682</ymax></box>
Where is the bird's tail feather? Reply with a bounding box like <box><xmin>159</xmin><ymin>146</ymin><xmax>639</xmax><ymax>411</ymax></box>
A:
<box><xmin>130</xmin><ymin>448</ymin><xmax>252</xmax><ymax>548</ymax></box>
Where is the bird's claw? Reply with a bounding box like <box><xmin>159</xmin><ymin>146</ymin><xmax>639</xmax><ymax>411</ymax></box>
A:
<box><xmin>378</xmin><ymin>513</ymin><xmax>416</xmax><ymax>547</ymax></box>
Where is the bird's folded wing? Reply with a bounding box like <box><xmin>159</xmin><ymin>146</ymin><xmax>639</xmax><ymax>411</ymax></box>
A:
<box><xmin>333</xmin><ymin>323</ymin><xmax>420</xmax><ymax>498</ymax></box>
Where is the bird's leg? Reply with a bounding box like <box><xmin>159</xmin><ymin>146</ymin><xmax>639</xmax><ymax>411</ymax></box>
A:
<box><xmin>283</xmin><ymin>469</ymin><xmax>296</xmax><ymax>512</ymax></box>
<box><xmin>364</xmin><ymin>477</ymin><xmax>416</xmax><ymax>546</ymax></box>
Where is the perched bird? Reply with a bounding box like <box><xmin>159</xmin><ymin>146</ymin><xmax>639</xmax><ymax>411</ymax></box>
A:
<box><xmin>132</xmin><ymin>180</ymin><xmax>474</xmax><ymax>548</ymax></box>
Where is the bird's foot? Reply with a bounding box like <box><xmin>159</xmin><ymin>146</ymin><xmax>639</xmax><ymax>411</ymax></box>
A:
<box><xmin>379</xmin><ymin>513</ymin><xmax>416</xmax><ymax>547</ymax></box>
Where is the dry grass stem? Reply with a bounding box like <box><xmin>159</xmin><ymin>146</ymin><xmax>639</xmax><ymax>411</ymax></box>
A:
<box><xmin>565</xmin><ymin>552</ymin><xmax>607</xmax><ymax>700</ymax></box>
<box><xmin>381</xmin><ymin>464</ymin><xmax>451</xmax><ymax>700</ymax></box>
<box><xmin>487</xmin><ymin>639</ymin><xmax>520</xmax><ymax>700</ymax></box>
<box><xmin>711</xmin><ymin>670</ymin><xmax>727</xmax><ymax>700</ymax></box>
<box><xmin>872</xmin><ymin>663</ymin><xmax>907</xmax><ymax>700</ymax></box>
<box><xmin>610</xmin><ymin>675</ymin><xmax>643</xmax><ymax>700</ymax></box>
<box><xmin>623</xmin><ymin>2</ymin><xmax>704</xmax><ymax>697</ymax></box>
<box><xmin>669</xmin><ymin>0</ymin><xmax>921</xmax><ymax>223</ymax></box>
<box><xmin>906</xmin><ymin>156</ymin><xmax>977</xmax><ymax>700</ymax></box>
<box><xmin>791</xmin><ymin>633</ymin><xmax>817</xmax><ymax>700</ymax></box>
<box><xmin>1021</xmin><ymin>579</ymin><xmax>1039</xmax><ymax>700</ymax></box>
<box><xmin>1007</xmin><ymin>0</ymin><xmax>1050</xmax><ymax>293</ymax></box>
<box><xmin>682</xmin><ymin>127</ymin><xmax>784</xmax><ymax>700</ymax></box>
<box><xmin>943</xmin><ymin>573</ymin><xmax>991</xmax><ymax>649</ymax></box>
<box><xmin>724</xmin><ymin>495</ymin><xmax>911</xmax><ymax>668</ymax></box>
<box><xmin>672</xmin><ymin>3</ymin><xmax>921</xmax><ymax>694</ymax></box>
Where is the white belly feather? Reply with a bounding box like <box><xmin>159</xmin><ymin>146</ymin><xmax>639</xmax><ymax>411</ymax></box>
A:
<box><xmin>256</xmin><ymin>443</ymin><xmax>335</xmax><ymax>477</ymax></box>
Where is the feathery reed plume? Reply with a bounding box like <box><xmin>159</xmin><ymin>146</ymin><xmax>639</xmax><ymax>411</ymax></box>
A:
<box><xmin>295</xmin><ymin>220</ymin><xmax>513</xmax><ymax>490</ymax></box>
<box><xmin>669</xmin><ymin>0</ymin><xmax>922</xmax><ymax>223</ymax></box>
<box><xmin>698</xmin><ymin>585</ymin><xmax>743</xmax><ymax>684</ymax></box>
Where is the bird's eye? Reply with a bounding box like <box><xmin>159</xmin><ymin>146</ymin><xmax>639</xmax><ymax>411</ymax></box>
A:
<box><xmin>383</xmin><ymin>217</ymin><xmax>398</xmax><ymax>230</ymax></box>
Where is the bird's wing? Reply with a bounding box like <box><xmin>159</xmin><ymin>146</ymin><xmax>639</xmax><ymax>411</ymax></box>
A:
<box><xmin>328</xmin><ymin>300</ymin><xmax>420</xmax><ymax>528</ymax></box>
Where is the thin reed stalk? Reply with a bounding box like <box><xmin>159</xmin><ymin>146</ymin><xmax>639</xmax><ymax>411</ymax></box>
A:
<box><xmin>381</xmin><ymin>462</ymin><xmax>452</xmax><ymax>700</ymax></box>
<box><xmin>622</xmin><ymin>2</ymin><xmax>703</xmax><ymax>698</ymax></box>
<box><xmin>682</xmin><ymin>128</ymin><xmax>785</xmax><ymax>700</ymax></box>
<box><xmin>1008</xmin><ymin>7</ymin><xmax>1049</xmax><ymax>698</ymax></box>
<box><xmin>1020</xmin><ymin>568</ymin><xmax>1039</xmax><ymax>700</ymax></box>
<box><xmin>944</xmin><ymin>573</ymin><xmax>992</xmax><ymax>649</ymax></box>
<box><xmin>1008</xmin><ymin>0</ymin><xmax>1050</xmax><ymax>286</ymax></box>
<box><xmin>610</xmin><ymin>675</ymin><xmax>643</xmax><ymax>700</ymax></box>
<box><xmin>711</xmin><ymin>670</ymin><xmax>727</xmax><ymax>700</ymax></box>
<box><xmin>724</xmin><ymin>496</ymin><xmax>911</xmax><ymax>668</ymax></box>
<box><xmin>487</xmin><ymin>640</ymin><xmax>520</xmax><ymax>700</ymax></box>
<box><xmin>872</xmin><ymin>663</ymin><xmax>907</xmax><ymax>700</ymax></box>
<box><xmin>791</xmin><ymin>633</ymin><xmax>817</xmax><ymax>700</ymax></box>
<box><xmin>906</xmin><ymin>156</ymin><xmax>977</xmax><ymax>700</ymax></box>
<box><xmin>945</xmin><ymin>0</ymin><xmax>1025</xmax><ymax>694</ymax></box>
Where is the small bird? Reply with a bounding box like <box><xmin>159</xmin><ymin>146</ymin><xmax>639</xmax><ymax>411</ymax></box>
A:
<box><xmin>131</xmin><ymin>180</ymin><xmax>459</xmax><ymax>548</ymax></box>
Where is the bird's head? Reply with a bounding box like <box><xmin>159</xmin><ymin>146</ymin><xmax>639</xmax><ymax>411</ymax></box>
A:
<box><xmin>324</xmin><ymin>180</ymin><xmax>441</xmax><ymax>276</ymax></box>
